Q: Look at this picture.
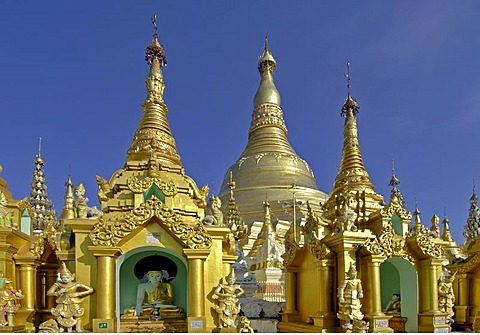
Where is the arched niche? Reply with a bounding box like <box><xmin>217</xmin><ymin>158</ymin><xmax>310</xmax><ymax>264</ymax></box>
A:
<box><xmin>380</xmin><ymin>257</ymin><xmax>418</xmax><ymax>332</ymax></box>
<box><xmin>116</xmin><ymin>246</ymin><xmax>187</xmax><ymax>321</ymax></box>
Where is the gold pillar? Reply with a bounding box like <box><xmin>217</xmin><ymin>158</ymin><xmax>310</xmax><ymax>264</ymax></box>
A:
<box><xmin>311</xmin><ymin>259</ymin><xmax>336</xmax><ymax>329</ymax></box>
<box><xmin>183</xmin><ymin>249</ymin><xmax>209</xmax><ymax>332</ymax></box>
<box><xmin>362</xmin><ymin>255</ymin><xmax>392</xmax><ymax>333</ymax></box>
<box><xmin>282</xmin><ymin>267</ymin><xmax>300</xmax><ymax>322</ymax></box>
<box><xmin>14</xmin><ymin>256</ymin><xmax>39</xmax><ymax>332</ymax></box>
<box><xmin>417</xmin><ymin>259</ymin><xmax>449</xmax><ymax>333</ymax></box>
<box><xmin>88</xmin><ymin>246</ymin><xmax>122</xmax><ymax>332</ymax></box>
<box><xmin>455</xmin><ymin>273</ymin><xmax>471</xmax><ymax>326</ymax></box>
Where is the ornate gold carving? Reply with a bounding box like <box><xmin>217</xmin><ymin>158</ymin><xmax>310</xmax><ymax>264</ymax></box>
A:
<box><xmin>363</xmin><ymin>224</ymin><xmax>412</xmax><ymax>261</ymax></box>
<box><xmin>250</xmin><ymin>104</ymin><xmax>287</xmax><ymax>133</ymax></box>
<box><xmin>127</xmin><ymin>176</ymin><xmax>178</xmax><ymax>196</ymax></box>
<box><xmin>282</xmin><ymin>240</ymin><xmax>300</xmax><ymax>268</ymax></box>
<box><xmin>408</xmin><ymin>224</ymin><xmax>444</xmax><ymax>258</ymax></box>
<box><xmin>307</xmin><ymin>231</ymin><xmax>330</xmax><ymax>260</ymax></box>
<box><xmin>30</xmin><ymin>213</ymin><xmax>58</xmax><ymax>258</ymax></box>
<box><xmin>89</xmin><ymin>196</ymin><xmax>211</xmax><ymax>249</ymax></box>
<box><xmin>380</xmin><ymin>196</ymin><xmax>412</xmax><ymax>222</ymax></box>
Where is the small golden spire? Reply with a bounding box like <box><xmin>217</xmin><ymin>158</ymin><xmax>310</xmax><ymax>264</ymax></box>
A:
<box><xmin>441</xmin><ymin>213</ymin><xmax>454</xmax><ymax>242</ymax></box>
<box><xmin>29</xmin><ymin>138</ymin><xmax>55</xmax><ymax>233</ymax></box>
<box><xmin>126</xmin><ymin>15</ymin><xmax>181</xmax><ymax>166</ymax></box>
<box><xmin>224</xmin><ymin>171</ymin><xmax>242</xmax><ymax>230</ymax></box>
<box><xmin>59</xmin><ymin>175</ymin><xmax>75</xmax><ymax>220</ymax></box>
<box><xmin>464</xmin><ymin>181</ymin><xmax>480</xmax><ymax>241</ymax></box>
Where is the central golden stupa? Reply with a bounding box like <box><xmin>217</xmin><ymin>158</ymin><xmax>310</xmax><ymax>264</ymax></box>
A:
<box><xmin>218</xmin><ymin>39</ymin><xmax>327</xmax><ymax>228</ymax></box>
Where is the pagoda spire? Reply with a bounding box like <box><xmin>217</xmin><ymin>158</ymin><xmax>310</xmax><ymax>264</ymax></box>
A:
<box><xmin>388</xmin><ymin>160</ymin><xmax>407</xmax><ymax>209</ymax></box>
<box><xmin>29</xmin><ymin>137</ymin><xmax>55</xmax><ymax>233</ymax></box>
<box><xmin>324</xmin><ymin>62</ymin><xmax>382</xmax><ymax>222</ymax></box>
<box><xmin>126</xmin><ymin>15</ymin><xmax>181</xmax><ymax>166</ymax></box>
<box><xmin>464</xmin><ymin>183</ymin><xmax>480</xmax><ymax>241</ymax></box>
<box><xmin>242</xmin><ymin>36</ymin><xmax>294</xmax><ymax>157</ymax></box>
<box><xmin>249</xmin><ymin>199</ymin><xmax>277</xmax><ymax>257</ymax></box>
<box><xmin>59</xmin><ymin>175</ymin><xmax>75</xmax><ymax>220</ymax></box>
<box><xmin>441</xmin><ymin>213</ymin><xmax>455</xmax><ymax>243</ymax></box>
<box><xmin>332</xmin><ymin>61</ymin><xmax>374</xmax><ymax>193</ymax></box>
<box><xmin>224</xmin><ymin>171</ymin><xmax>241</xmax><ymax>229</ymax></box>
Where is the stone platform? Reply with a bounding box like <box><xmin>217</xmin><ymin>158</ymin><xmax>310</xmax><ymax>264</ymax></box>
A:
<box><xmin>120</xmin><ymin>316</ymin><xmax>187</xmax><ymax>333</ymax></box>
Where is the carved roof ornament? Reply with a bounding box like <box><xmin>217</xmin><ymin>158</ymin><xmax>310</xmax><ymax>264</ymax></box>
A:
<box><xmin>363</xmin><ymin>223</ymin><xmax>412</xmax><ymax>261</ymax></box>
<box><xmin>307</xmin><ymin>230</ymin><xmax>331</xmax><ymax>261</ymax></box>
<box><xmin>407</xmin><ymin>204</ymin><xmax>444</xmax><ymax>259</ymax></box>
<box><xmin>89</xmin><ymin>195</ymin><xmax>212</xmax><ymax>249</ymax></box>
<box><xmin>464</xmin><ymin>182</ymin><xmax>480</xmax><ymax>243</ymax></box>
<box><xmin>30</xmin><ymin>212</ymin><xmax>59</xmax><ymax>258</ymax></box>
<box><xmin>29</xmin><ymin>137</ymin><xmax>55</xmax><ymax>233</ymax></box>
<box><xmin>127</xmin><ymin>176</ymin><xmax>178</xmax><ymax>196</ymax></box>
<box><xmin>126</xmin><ymin>15</ymin><xmax>181</xmax><ymax>166</ymax></box>
<box><xmin>441</xmin><ymin>213</ymin><xmax>455</xmax><ymax>243</ymax></box>
<box><xmin>224</xmin><ymin>171</ymin><xmax>247</xmax><ymax>239</ymax></box>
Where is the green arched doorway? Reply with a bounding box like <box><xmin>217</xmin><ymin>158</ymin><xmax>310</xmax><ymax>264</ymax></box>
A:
<box><xmin>380</xmin><ymin>257</ymin><xmax>418</xmax><ymax>332</ymax></box>
<box><xmin>116</xmin><ymin>246</ymin><xmax>188</xmax><ymax>326</ymax></box>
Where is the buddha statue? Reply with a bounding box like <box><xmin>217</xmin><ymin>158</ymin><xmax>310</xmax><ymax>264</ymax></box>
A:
<box><xmin>124</xmin><ymin>270</ymin><xmax>182</xmax><ymax>318</ymax></box>
<box><xmin>385</xmin><ymin>293</ymin><xmax>401</xmax><ymax>314</ymax></box>
<box><xmin>46</xmin><ymin>262</ymin><xmax>94</xmax><ymax>333</ymax></box>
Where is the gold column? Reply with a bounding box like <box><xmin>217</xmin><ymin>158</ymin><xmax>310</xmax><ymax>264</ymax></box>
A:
<box><xmin>455</xmin><ymin>273</ymin><xmax>471</xmax><ymax>325</ymax></box>
<box><xmin>362</xmin><ymin>255</ymin><xmax>392</xmax><ymax>333</ymax></box>
<box><xmin>88</xmin><ymin>246</ymin><xmax>122</xmax><ymax>332</ymax></box>
<box><xmin>183</xmin><ymin>249</ymin><xmax>209</xmax><ymax>332</ymax></box>
<box><xmin>282</xmin><ymin>267</ymin><xmax>300</xmax><ymax>322</ymax></box>
<box><xmin>14</xmin><ymin>255</ymin><xmax>39</xmax><ymax>332</ymax></box>
<box><xmin>311</xmin><ymin>259</ymin><xmax>336</xmax><ymax>329</ymax></box>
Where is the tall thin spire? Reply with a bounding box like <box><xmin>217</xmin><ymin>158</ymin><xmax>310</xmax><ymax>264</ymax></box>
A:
<box><xmin>29</xmin><ymin>137</ymin><xmax>55</xmax><ymax>233</ymax></box>
<box><xmin>126</xmin><ymin>15</ymin><xmax>181</xmax><ymax>166</ymax></box>
<box><xmin>388</xmin><ymin>159</ymin><xmax>406</xmax><ymax>209</ymax></box>
<box><xmin>224</xmin><ymin>171</ymin><xmax>241</xmax><ymax>229</ymax></box>
<box><xmin>332</xmin><ymin>61</ymin><xmax>374</xmax><ymax>195</ymax></box>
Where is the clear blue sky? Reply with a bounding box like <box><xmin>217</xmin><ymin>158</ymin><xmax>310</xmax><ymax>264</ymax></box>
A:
<box><xmin>0</xmin><ymin>1</ymin><xmax>478</xmax><ymax>244</ymax></box>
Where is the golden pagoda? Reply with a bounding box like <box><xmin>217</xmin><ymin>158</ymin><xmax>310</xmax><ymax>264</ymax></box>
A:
<box><xmin>218</xmin><ymin>37</ymin><xmax>328</xmax><ymax>235</ymax></box>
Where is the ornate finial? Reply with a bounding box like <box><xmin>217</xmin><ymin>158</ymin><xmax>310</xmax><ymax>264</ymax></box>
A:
<box><xmin>38</xmin><ymin>137</ymin><xmax>42</xmax><ymax>156</ymax></box>
<box><xmin>59</xmin><ymin>175</ymin><xmax>75</xmax><ymax>220</ymax></box>
<box><xmin>258</xmin><ymin>35</ymin><xmax>276</xmax><ymax>74</ymax></box>
<box><xmin>344</xmin><ymin>61</ymin><xmax>351</xmax><ymax>97</ymax></box>
<box><xmin>341</xmin><ymin>61</ymin><xmax>360</xmax><ymax>117</ymax></box>
<box><xmin>389</xmin><ymin>159</ymin><xmax>399</xmax><ymax>187</ymax></box>
<box><xmin>145</xmin><ymin>14</ymin><xmax>167</xmax><ymax>67</ymax></box>
<box><xmin>442</xmin><ymin>213</ymin><xmax>454</xmax><ymax>242</ymax></box>
<box><xmin>464</xmin><ymin>183</ymin><xmax>480</xmax><ymax>241</ymax></box>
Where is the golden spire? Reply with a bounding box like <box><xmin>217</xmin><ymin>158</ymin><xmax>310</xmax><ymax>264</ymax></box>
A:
<box><xmin>411</xmin><ymin>201</ymin><xmax>423</xmax><ymax>234</ymax></box>
<box><xmin>333</xmin><ymin>61</ymin><xmax>374</xmax><ymax>193</ymax></box>
<box><xmin>224</xmin><ymin>171</ymin><xmax>241</xmax><ymax>229</ymax></box>
<box><xmin>126</xmin><ymin>15</ymin><xmax>181</xmax><ymax>166</ymax></box>
<box><xmin>389</xmin><ymin>159</ymin><xmax>406</xmax><ymax>209</ymax></box>
<box><xmin>29</xmin><ymin>137</ymin><xmax>55</xmax><ymax>232</ymax></box>
<box><xmin>464</xmin><ymin>182</ymin><xmax>480</xmax><ymax>241</ymax></box>
<box><xmin>59</xmin><ymin>175</ymin><xmax>75</xmax><ymax>220</ymax></box>
<box><xmin>441</xmin><ymin>212</ymin><xmax>455</xmax><ymax>243</ymax></box>
<box><xmin>254</xmin><ymin>35</ymin><xmax>280</xmax><ymax>108</ymax></box>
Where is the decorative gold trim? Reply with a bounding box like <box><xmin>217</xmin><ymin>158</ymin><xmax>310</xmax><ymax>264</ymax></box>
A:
<box><xmin>363</xmin><ymin>224</ymin><xmax>413</xmax><ymax>261</ymax></box>
<box><xmin>30</xmin><ymin>213</ymin><xmax>58</xmax><ymax>258</ymax></box>
<box><xmin>127</xmin><ymin>176</ymin><xmax>178</xmax><ymax>196</ymax></box>
<box><xmin>89</xmin><ymin>195</ymin><xmax>211</xmax><ymax>249</ymax></box>
<box><xmin>307</xmin><ymin>231</ymin><xmax>330</xmax><ymax>261</ymax></box>
<box><xmin>282</xmin><ymin>240</ymin><xmax>300</xmax><ymax>268</ymax></box>
<box><xmin>409</xmin><ymin>224</ymin><xmax>445</xmax><ymax>258</ymax></box>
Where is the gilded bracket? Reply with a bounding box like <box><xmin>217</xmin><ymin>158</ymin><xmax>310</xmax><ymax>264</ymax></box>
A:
<box><xmin>127</xmin><ymin>176</ymin><xmax>178</xmax><ymax>196</ymax></box>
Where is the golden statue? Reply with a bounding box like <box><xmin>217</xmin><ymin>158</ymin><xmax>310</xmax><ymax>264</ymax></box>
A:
<box><xmin>0</xmin><ymin>192</ymin><xmax>13</xmax><ymax>228</ymax></box>
<box><xmin>47</xmin><ymin>262</ymin><xmax>94</xmax><ymax>332</ymax></box>
<box><xmin>438</xmin><ymin>269</ymin><xmax>456</xmax><ymax>323</ymax></box>
<box><xmin>0</xmin><ymin>272</ymin><xmax>24</xmax><ymax>327</ymax></box>
<box><xmin>203</xmin><ymin>195</ymin><xmax>224</xmax><ymax>225</ymax></box>
<box><xmin>213</xmin><ymin>269</ymin><xmax>245</xmax><ymax>329</ymax></box>
<box><xmin>385</xmin><ymin>293</ymin><xmax>401</xmax><ymax>314</ymax></box>
<box><xmin>337</xmin><ymin>264</ymin><xmax>365</xmax><ymax>330</ymax></box>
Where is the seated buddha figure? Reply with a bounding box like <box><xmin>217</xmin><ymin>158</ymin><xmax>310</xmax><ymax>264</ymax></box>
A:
<box><xmin>135</xmin><ymin>271</ymin><xmax>181</xmax><ymax>315</ymax></box>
